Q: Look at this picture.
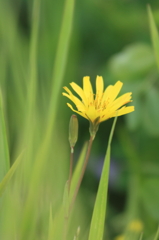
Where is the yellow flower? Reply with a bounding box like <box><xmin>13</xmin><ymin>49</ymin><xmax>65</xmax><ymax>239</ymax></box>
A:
<box><xmin>114</xmin><ymin>235</ymin><xmax>125</xmax><ymax>240</ymax></box>
<box><xmin>128</xmin><ymin>220</ymin><xmax>143</xmax><ymax>232</ymax></box>
<box><xmin>62</xmin><ymin>76</ymin><xmax>134</xmax><ymax>137</ymax></box>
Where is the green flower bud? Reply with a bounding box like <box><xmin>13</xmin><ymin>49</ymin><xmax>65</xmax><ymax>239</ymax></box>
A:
<box><xmin>69</xmin><ymin>115</ymin><xmax>78</xmax><ymax>148</ymax></box>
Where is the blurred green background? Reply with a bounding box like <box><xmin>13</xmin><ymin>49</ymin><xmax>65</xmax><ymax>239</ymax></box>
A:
<box><xmin>1</xmin><ymin>0</ymin><xmax>159</xmax><ymax>239</ymax></box>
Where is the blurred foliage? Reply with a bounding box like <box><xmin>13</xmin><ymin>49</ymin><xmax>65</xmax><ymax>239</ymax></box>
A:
<box><xmin>0</xmin><ymin>0</ymin><xmax>159</xmax><ymax>239</ymax></box>
<box><xmin>106</xmin><ymin>42</ymin><xmax>159</xmax><ymax>136</ymax></box>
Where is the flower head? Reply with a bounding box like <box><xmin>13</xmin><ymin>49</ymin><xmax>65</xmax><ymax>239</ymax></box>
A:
<box><xmin>62</xmin><ymin>76</ymin><xmax>134</xmax><ymax>137</ymax></box>
<box><xmin>128</xmin><ymin>220</ymin><xmax>143</xmax><ymax>232</ymax></box>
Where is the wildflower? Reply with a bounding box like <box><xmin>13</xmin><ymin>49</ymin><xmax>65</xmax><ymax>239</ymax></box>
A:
<box><xmin>62</xmin><ymin>76</ymin><xmax>134</xmax><ymax>138</ymax></box>
<box><xmin>114</xmin><ymin>235</ymin><xmax>125</xmax><ymax>240</ymax></box>
<box><xmin>128</xmin><ymin>220</ymin><xmax>143</xmax><ymax>232</ymax></box>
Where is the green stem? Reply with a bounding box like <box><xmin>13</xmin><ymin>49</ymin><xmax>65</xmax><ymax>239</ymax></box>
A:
<box><xmin>69</xmin><ymin>136</ymin><xmax>94</xmax><ymax>213</ymax></box>
<box><xmin>68</xmin><ymin>147</ymin><xmax>74</xmax><ymax>193</ymax></box>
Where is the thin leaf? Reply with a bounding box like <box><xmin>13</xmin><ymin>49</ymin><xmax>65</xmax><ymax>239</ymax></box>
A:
<box><xmin>147</xmin><ymin>5</ymin><xmax>159</xmax><ymax>69</ymax></box>
<box><xmin>139</xmin><ymin>232</ymin><xmax>143</xmax><ymax>240</ymax></box>
<box><xmin>88</xmin><ymin>117</ymin><xmax>117</xmax><ymax>240</ymax></box>
<box><xmin>69</xmin><ymin>142</ymin><xmax>87</xmax><ymax>201</ymax></box>
<box><xmin>27</xmin><ymin>0</ymin><xmax>75</xmax><ymax>204</ymax></box>
<box><xmin>47</xmin><ymin>0</ymin><xmax>75</xmax><ymax>133</ymax></box>
<box><xmin>154</xmin><ymin>227</ymin><xmax>159</xmax><ymax>240</ymax></box>
<box><xmin>0</xmin><ymin>151</ymin><xmax>23</xmax><ymax>197</ymax></box>
<box><xmin>26</xmin><ymin>0</ymin><xmax>40</xmax><ymax>127</ymax></box>
<box><xmin>47</xmin><ymin>205</ymin><xmax>53</xmax><ymax>240</ymax></box>
<box><xmin>63</xmin><ymin>181</ymin><xmax>69</xmax><ymax>218</ymax></box>
<box><xmin>0</xmin><ymin>90</ymin><xmax>10</xmax><ymax>181</ymax></box>
<box><xmin>47</xmin><ymin>207</ymin><xmax>65</xmax><ymax>240</ymax></box>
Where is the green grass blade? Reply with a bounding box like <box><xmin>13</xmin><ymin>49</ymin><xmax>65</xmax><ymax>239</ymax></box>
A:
<box><xmin>88</xmin><ymin>117</ymin><xmax>117</xmax><ymax>240</ymax></box>
<box><xmin>47</xmin><ymin>205</ymin><xmax>53</xmax><ymax>240</ymax></box>
<box><xmin>154</xmin><ymin>227</ymin><xmax>159</xmax><ymax>240</ymax></box>
<box><xmin>48</xmin><ymin>207</ymin><xmax>65</xmax><ymax>240</ymax></box>
<box><xmin>26</xmin><ymin>0</ymin><xmax>40</xmax><ymax>121</ymax></box>
<box><xmin>0</xmin><ymin>91</ymin><xmax>10</xmax><ymax>181</ymax></box>
<box><xmin>28</xmin><ymin>0</ymin><xmax>75</xmax><ymax>195</ymax></box>
<box><xmin>22</xmin><ymin>0</ymin><xmax>40</xmax><ymax>164</ymax></box>
<box><xmin>69</xmin><ymin>142</ymin><xmax>87</xmax><ymax>201</ymax></box>
<box><xmin>147</xmin><ymin>5</ymin><xmax>159</xmax><ymax>69</ymax></box>
<box><xmin>47</xmin><ymin>0</ymin><xmax>74</xmax><ymax>132</ymax></box>
<box><xmin>63</xmin><ymin>181</ymin><xmax>69</xmax><ymax>219</ymax></box>
<box><xmin>139</xmin><ymin>232</ymin><xmax>143</xmax><ymax>240</ymax></box>
<box><xmin>0</xmin><ymin>2</ymin><xmax>27</xmax><ymax>112</ymax></box>
<box><xmin>0</xmin><ymin>151</ymin><xmax>23</xmax><ymax>197</ymax></box>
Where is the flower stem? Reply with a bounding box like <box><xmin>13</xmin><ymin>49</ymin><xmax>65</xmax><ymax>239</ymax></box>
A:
<box><xmin>68</xmin><ymin>147</ymin><xmax>74</xmax><ymax>193</ymax></box>
<box><xmin>69</xmin><ymin>136</ymin><xmax>94</xmax><ymax>213</ymax></box>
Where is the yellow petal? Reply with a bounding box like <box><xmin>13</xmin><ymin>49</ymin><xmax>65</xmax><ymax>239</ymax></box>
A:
<box><xmin>63</xmin><ymin>86</ymin><xmax>73</xmax><ymax>95</ymax></box>
<box><xmin>95</xmin><ymin>76</ymin><xmax>104</xmax><ymax>101</ymax></box>
<box><xmin>112</xmin><ymin>106</ymin><xmax>135</xmax><ymax>117</ymax></box>
<box><xmin>62</xmin><ymin>87</ymin><xmax>75</xmax><ymax>103</ymax></box>
<box><xmin>108</xmin><ymin>81</ymin><xmax>123</xmax><ymax>104</ymax></box>
<box><xmin>100</xmin><ymin>105</ymin><xmax>134</xmax><ymax>122</ymax></box>
<box><xmin>67</xmin><ymin>103</ymin><xmax>88</xmax><ymax>119</ymax></box>
<box><xmin>86</xmin><ymin>105</ymin><xmax>98</xmax><ymax>122</ymax></box>
<box><xmin>70</xmin><ymin>82</ymin><xmax>87</xmax><ymax>106</ymax></box>
<box><xmin>63</xmin><ymin>93</ymin><xmax>85</xmax><ymax>111</ymax></box>
<box><xmin>100</xmin><ymin>111</ymin><xmax>112</xmax><ymax>122</ymax></box>
<box><xmin>101</xmin><ymin>85</ymin><xmax>113</xmax><ymax>106</ymax></box>
<box><xmin>83</xmin><ymin>76</ymin><xmax>94</xmax><ymax>103</ymax></box>
<box><xmin>63</xmin><ymin>87</ymin><xmax>86</xmax><ymax>110</ymax></box>
<box><xmin>101</xmin><ymin>81</ymin><xmax>123</xmax><ymax>108</ymax></box>
<box><xmin>109</xmin><ymin>92</ymin><xmax>132</xmax><ymax>111</ymax></box>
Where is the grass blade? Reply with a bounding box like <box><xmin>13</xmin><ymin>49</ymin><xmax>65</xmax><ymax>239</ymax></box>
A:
<box><xmin>0</xmin><ymin>91</ymin><xmax>10</xmax><ymax>181</ymax></box>
<box><xmin>147</xmin><ymin>5</ymin><xmax>159</xmax><ymax>69</ymax></box>
<box><xmin>0</xmin><ymin>151</ymin><xmax>23</xmax><ymax>197</ymax></box>
<box><xmin>47</xmin><ymin>205</ymin><xmax>53</xmax><ymax>240</ymax></box>
<box><xmin>47</xmin><ymin>207</ymin><xmax>65</xmax><ymax>240</ymax></box>
<box><xmin>26</xmin><ymin>0</ymin><xmax>40</xmax><ymax>126</ymax></box>
<box><xmin>139</xmin><ymin>232</ymin><xmax>143</xmax><ymax>240</ymax></box>
<box><xmin>47</xmin><ymin>0</ymin><xmax>75</xmax><ymax>133</ymax></box>
<box><xmin>154</xmin><ymin>227</ymin><xmax>159</xmax><ymax>240</ymax></box>
<box><xmin>88</xmin><ymin>117</ymin><xmax>117</xmax><ymax>240</ymax></box>
<box><xmin>27</xmin><ymin>0</ymin><xmax>75</xmax><ymax>198</ymax></box>
<box><xmin>69</xmin><ymin>142</ymin><xmax>87</xmax><ymax>201</ymax></box>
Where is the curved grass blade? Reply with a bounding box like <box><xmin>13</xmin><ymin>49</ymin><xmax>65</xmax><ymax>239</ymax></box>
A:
<box><xmin>47</xmin><ymin>0</ymin><xmax>75</xmax><ymax>134</ymax></box>
<box><xmin>148</xmin><ymin>5</ymin><xmax>159</xmax><ymax>69</ymax></box>
<box><xmin>26</xmin><ymin>0</ymin><xmax>40</xmax><ymax>129</ymax></box>
<box><xmin>48</xmin><ymin>143</ymin><xmax>87</xmax><ymax>240</ymax></box>
<box><xmin>139</xmin><ymin>232</ymin><xmax>143</xmax><ymax>240</ymax></box>
<box><xmin>69</xmin><ymin>142</ymin><xmax>87</xmax><ymax>202</ymax></box>
<box><xmin>48</xmin><ymin>205</ymin><xmax>53</xmax><ymax>240</ymax></box>
<box><xmin>88</xmin><ymin>117</ymin><xmax>117</xmax><ymax>240</ymax></box>
<box><xmin>0</xmin><ymin>151</ymin><xmax>23</xmax><ymax>197</ymax></box>
<box><xmin>20</xmin><ymin>0</ymin><xmax>75</xmax><ymax>236</ymax></box>
<box><xmin>47</xmin><ymin>206</ymin><xmax>65</xmax><ymax>240</ymax></box>
<box><xmin>154</xmin><ymin>227</ymin><xmax>159</xmax><ymax>240</ymax></box>
<box><xmin>0</xmin><ymin>90</ymin><xmax>10</xmax><ymax>181</ymax></box>
<box><xmin>47</xmin><ymin>182</ymin><xmax>69</xmax><ymax>240</ymax></box>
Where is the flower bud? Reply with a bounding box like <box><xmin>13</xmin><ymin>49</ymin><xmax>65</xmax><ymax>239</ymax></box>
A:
<box><xmin>69</xmin><ymin>115</ymin><xmax>78</xmax><ymax>148</ymax></box>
